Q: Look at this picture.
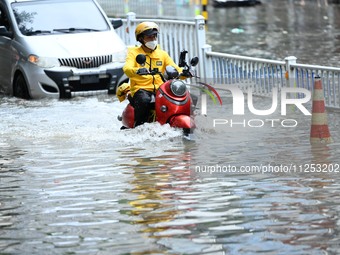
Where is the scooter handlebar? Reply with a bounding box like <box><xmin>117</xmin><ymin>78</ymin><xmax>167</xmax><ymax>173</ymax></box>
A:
<box><xmin>136</xmin><ymin>68</ymin><xmax>150</xmax><ymax>75</ymax></box>
<box><xmin>136</xmin><ymin>68</ymin><xmax>166</xmax><ymax>82</ymax></box>
<box><xmin>137</xmin><ymin>66</ymin><xmax>199</xmax><ymax>81</ymax></box>
<box><xmin>180</xmin><ymin>69</ymin><xmax>199</xmax><ymax>79</ymax></box>
<box><xmin>180</xmin><ymin>69</ymin><xmax>192</xmax><ymax>78</ymax></box>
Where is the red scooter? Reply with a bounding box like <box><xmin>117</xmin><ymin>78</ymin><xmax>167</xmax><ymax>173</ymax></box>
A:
<box><xmin>117</xmin><ymin>50</ymin><xmax>222</xmax><ymax>137</ymax></box>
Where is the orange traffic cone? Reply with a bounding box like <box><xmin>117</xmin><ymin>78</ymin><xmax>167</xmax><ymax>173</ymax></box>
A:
<box><xmin>310</xmin><ymin>76</ymin><xmax>333</xmax><ymax>144</ymax></box>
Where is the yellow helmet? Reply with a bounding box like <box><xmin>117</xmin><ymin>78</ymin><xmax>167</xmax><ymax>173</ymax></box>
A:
<box><xmin>135</xmin><ymin>21</ymin><xmax>159</xmax><ymax>42</ymax></box>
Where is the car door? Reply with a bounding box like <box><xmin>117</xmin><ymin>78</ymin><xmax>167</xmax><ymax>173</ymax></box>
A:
<box><xmin>0</xmin><ymin>4</ymin><xmax>14</xmax><ymax>94</ymax></box>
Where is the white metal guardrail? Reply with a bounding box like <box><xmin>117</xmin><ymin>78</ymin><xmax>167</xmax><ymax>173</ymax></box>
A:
<box><xmin>202</xmin><ymin>49</ymin><xmax>340</xmax><ymax>109</ymax></box>
<box><xmin>289</xmin><ymin>62</ymin><xmax>340</xmax><ymax>110</ymax></box>
<box><xmin>115</xmin><ymin>12</ymin><xmax>205</xmax><ymax>76</ymax></box>
<box><xmin>116</xmin><ymin>13</ymin><xmax>340</xmax><ymax>110</ymax></box>
<box><xmin>201</xmin><ymin>48</ymin><xmax>287</xmax><ymax>97</ymax></box>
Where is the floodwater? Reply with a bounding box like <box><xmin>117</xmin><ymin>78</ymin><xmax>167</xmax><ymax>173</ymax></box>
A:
<box><xmin>1</xmin><ymin>1</ymin><xmax>340</xmax><ymax>255</ymax></box>
<box><xmin>206</xmin><ymin>0</ymin><xmax>340</xmax><ymax>66</ymax></box>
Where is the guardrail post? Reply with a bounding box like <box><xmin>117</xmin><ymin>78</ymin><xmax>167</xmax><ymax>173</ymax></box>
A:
<box><xmin>126</xmin><ymin>12</ymin><xmax>136</xmax><ymax>46</ymax></box>
<box><xmin>195</xmin><ymin>15</ymin><xmax>206</xmax><ymax>78</ymax></box>
<box><xmin>195</xmin><ymin>18</ymin><xmax>212</xmax><ymax>116</ymax></box>
<box><xmin>285</xmin><ymin>56</ymin><xmax>297</xmax><ymax>88</ymax></box>
<box><xmin>199</xmin><ymin>45</ymin><xmax>212</xmax><ymax>116</ymax></box>
<box><xmin>202</xmin><ymin>44</ymin><xmax>213</xmax><ymax>81</ymax></box>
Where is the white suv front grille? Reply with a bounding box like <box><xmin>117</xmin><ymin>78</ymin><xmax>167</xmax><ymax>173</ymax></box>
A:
<box><xmin>58</xmin><ymin>55</ymin><xmax>113</xmax><ymax>69</ymax></box>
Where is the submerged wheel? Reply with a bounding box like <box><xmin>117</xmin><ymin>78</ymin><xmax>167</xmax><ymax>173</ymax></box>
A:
<box><xmin>183</xmin><ymin>128</ymin><xmax>192</xmax><ymax>136</ymax></box>
<box><xmin>183</xmin><ymin>128</ymin><xmax>195</xmax><ymax>141</ymax></box>
<box><xmin>13</xmin><ymin>74</ymin><xmax>30</xmax><ymax>99</ymax></box>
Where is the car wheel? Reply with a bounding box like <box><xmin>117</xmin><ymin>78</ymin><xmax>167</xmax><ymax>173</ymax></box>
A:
<box><xmin>14</xmin><ymin>74</ymin><xmax>30</xmax><ymax>99</ymax></box>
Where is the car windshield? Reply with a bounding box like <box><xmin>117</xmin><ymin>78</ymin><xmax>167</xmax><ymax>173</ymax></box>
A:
<box><xmin>12</xmin><ymin>0</ymin><xmax>109</xmax><ymax>36</ymax></box>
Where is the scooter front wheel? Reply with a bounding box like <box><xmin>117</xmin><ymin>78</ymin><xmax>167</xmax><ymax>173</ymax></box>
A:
<box><xmin>183</xmin><ymin>128</ymin><xmax>191</xmax><ymax>136</ymax></box>
<box><xmin>183</xmin><ymin>128</ymin><xmax>195</xmax><ymax>141</ymax></box>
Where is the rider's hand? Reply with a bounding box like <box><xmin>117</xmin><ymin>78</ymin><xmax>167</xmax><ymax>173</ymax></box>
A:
<box><xmin>136</xmin><ymin>68</ymin><xmax>149</xmax><ymax>75</ymax></box>
<box><xmin>181</xmin><ymin>69</ymin><xmax>192</xmax><ymax>78</ymax></box>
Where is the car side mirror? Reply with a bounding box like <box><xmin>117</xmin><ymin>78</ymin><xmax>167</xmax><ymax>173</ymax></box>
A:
<box><xmin>110</xmin><ymin>18</ymin><xmax>123</xmax><ymax>29</ymax></box>
<box><xmin>136</xmin><ymin>54</ymin><xmax>146</xmax><ymax>65</ymax></box>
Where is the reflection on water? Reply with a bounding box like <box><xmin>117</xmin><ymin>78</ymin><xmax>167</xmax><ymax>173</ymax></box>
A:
<box><xmin>207</xmin><ymin>0</ymin><xmax>340</xmax><ymax>66</ymax></box>
<box><xmin>0</xmin><ymin>142</ymin><xmax>26</xmax><ymax>241</ymax></box>
<box><xmin>1</xmin><ymin>94</ymin><xmax>339</xmax><ymax>254</ymax></box>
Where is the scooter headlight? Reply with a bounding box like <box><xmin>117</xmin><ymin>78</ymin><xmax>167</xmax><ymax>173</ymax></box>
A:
<box><xmin>170</xmin><ymin>80</ymin><xmax>187</xmax><ymax>97</ymax></box>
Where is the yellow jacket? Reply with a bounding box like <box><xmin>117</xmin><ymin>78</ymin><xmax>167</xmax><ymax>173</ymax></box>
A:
<box><xmin>123</xmin><ymin>46</ymin><xmax>182</xmax><ymax>96</ymax></box>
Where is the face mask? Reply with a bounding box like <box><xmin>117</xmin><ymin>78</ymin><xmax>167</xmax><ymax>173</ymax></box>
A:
<box><xmin>145</xmin><ymin>40</ymin><xmax>157</xmax><ymax>50</ymax></box>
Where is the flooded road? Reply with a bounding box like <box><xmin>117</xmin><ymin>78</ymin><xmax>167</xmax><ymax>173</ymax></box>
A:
<box><xmin>1</xmin><ymin>94</ymin><xmax>340</xmax><ymax>254</ymax></box>
<box><xmin>1</xmin><ymin>1</ymin><xmax>340</xmax><ymax>254</ymax></box>
<box><xmin>207</xmin><ymin>0</ymin><xmax>340</xmax><ymax>66</ymax></box>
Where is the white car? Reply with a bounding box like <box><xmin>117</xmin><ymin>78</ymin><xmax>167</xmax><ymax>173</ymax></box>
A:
<box><xmin>0</xmin><ymin>0</ymin><xmax>127</xmax><ymax>99</ymax></box>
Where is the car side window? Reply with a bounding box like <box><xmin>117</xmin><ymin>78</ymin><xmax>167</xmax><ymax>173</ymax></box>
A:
<box><xmin>0</xmin><ymin>6</ymin><xmax>11</xmax><ymax>31</ymax></box>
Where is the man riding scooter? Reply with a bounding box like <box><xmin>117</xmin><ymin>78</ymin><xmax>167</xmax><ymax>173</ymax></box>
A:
<box><xmin>122</xmin><ymin>21</ymin><xmax>191</xmax><ymax>127</ymax></box>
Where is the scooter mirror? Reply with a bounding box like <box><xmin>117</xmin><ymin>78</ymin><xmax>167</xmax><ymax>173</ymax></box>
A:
<box><xmin>136</xmin><ymin>54</ymin><xmax>146</xmax><ymax>65</ymax></box>
<box><xmin>190</xmin><ymin>57</ymin><xmax>199</xmax><ymax>67</ymax></box>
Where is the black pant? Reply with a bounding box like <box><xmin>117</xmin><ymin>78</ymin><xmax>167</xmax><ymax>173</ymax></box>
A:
<box><xmin>132</xmin><ymin>89</ymin><xmax>155</xmax><ymax>127</ymax></box>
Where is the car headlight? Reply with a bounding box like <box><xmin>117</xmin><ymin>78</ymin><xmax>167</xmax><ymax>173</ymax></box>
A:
<box><xmin>28</xmin><ymin>54</ymin><xmax>59</xmax><ymax>68</ymax></box>
<box><xmin>170</xmin><ymin>80</ymin><xmax>187</xmax><ymax>97</ymax></box>
<box><xmin>111</xmin><ymin>49</ymin><xmax>127</xmax><ymax>63</ymax></box>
